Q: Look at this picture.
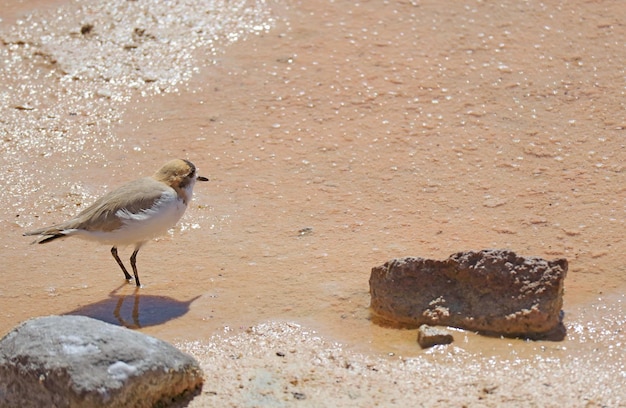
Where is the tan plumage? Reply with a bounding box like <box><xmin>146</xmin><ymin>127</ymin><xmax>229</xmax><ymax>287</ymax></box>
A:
<box><xmin>24</xmin><ymin>159</ymin><xmax>209</xmax><ymax>286</ymax></box>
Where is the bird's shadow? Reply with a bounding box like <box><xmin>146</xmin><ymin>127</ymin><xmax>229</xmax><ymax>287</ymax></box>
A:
<box><xmin>65</xmin><ymin>284</ymin><xmax>201</xmax><ymax>329</ymax></box>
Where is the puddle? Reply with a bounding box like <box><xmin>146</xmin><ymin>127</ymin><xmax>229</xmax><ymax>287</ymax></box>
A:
<box><xmin>1</xmin><ymin>0</ymin><xmax>625</xmax><ymax>405</ymax></box>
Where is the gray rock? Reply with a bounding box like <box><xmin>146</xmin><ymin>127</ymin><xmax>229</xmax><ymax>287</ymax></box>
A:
<box><xmin>0</xmin><ymin>315</ymin><xmax>203</xmax><ymax>408</ymax></box>
<box><xmin>417</xmin><ymin>325</ymin><xmax>454</xmax><ymax>348</ymax></box>
<box><xmin>369</xmin><ymin>249</ymin><xmax>568</xmax><ymax>338</ymax></box>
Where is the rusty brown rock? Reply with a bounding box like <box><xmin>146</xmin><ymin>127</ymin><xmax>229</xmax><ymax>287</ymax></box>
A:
<box><xmin>369</xmin><ymin>249</ymin><xmax>568</xmax><ymax>338</ymax></box>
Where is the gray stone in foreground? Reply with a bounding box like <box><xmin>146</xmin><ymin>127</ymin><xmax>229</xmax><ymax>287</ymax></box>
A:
<box><xmin>0</xmin><ymin>315</ymin><xmax>203</xmax><ymax>408</ymax></box>
<box><xmin>370</xmin><ymin>249</ymin><xmax>568</xmax><ymax>338</ymax></box>
<box><xmin>417</xmin><ymin>325</ymin><xmax>454</xmax><ymax>349</ymax></box>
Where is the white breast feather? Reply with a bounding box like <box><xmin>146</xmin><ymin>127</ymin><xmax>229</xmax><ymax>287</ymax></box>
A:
<box><xmin>74</xmin><ymin>190</ymin><xmax>187</xmax><ymax>246</ymax></box>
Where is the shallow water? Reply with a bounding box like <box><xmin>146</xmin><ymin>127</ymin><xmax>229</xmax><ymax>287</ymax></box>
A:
<box><xmin>1</xmin><ymin>0</ymin><xmax>625</xmax><ymax>404</ymax></box>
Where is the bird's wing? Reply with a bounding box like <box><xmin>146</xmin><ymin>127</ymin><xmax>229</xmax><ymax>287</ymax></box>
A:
<box><xmin>25</xmin><ymin>177</ymin><xmax>172</xmax><ymax>235</ymax></box>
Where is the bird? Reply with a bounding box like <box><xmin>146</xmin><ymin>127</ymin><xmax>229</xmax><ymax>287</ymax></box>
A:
<box><xmin>23</xmin><ymin>159</ymin><xmax>209</xmax><ymax>287</ymax></box>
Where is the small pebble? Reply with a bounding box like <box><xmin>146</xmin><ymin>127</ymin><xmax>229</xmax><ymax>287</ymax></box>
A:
<box><xmin>417</xmin><ymin>324</ymin><xmax>454</xmax><ymax>349</ymax></box>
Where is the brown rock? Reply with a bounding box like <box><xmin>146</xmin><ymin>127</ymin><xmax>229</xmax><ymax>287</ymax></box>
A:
<box><xmin>417</xmin><ymin>325</ymin><xmax>454</xmax><ymax>348</ymax></box>
<box><xmin>369</xmin><ymin>249</ymin><xmax>567</xmax><ymax>338</ymax></box>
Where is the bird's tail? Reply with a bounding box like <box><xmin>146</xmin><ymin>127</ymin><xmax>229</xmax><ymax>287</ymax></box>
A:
<box><xmin>23</xmin><ymin>227</ymin><xmax>68</xmax><ymax>244</ymax></box>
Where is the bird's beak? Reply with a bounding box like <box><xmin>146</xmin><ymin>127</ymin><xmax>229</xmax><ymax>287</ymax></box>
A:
<box><xmin>197</xmin><ymin>176</ymin><xmax>209</xmax><ymax>182</ymax></box>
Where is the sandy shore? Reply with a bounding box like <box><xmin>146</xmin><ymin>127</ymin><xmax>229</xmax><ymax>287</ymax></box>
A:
<box><xmin>1</xmin><ymin>0</ymin><xmax>625</xmax><ymax>406</ymax></box>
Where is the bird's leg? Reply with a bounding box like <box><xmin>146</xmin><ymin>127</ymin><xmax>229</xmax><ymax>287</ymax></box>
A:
<box><xmin>130</xmin><ymin>248</ymin><xmax>141</xmax><ymax>287</ymax></box>
<box><xmin>111</xmin><ymin>246</ymin><xmax>133</xmax><ymax>281</ymax></box>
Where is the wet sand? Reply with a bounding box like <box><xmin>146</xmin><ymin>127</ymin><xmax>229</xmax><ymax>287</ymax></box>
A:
<box><xmin>1</xmin><ymin>0</ymin><xmax>625</xmax><ymax>406</ymax></box>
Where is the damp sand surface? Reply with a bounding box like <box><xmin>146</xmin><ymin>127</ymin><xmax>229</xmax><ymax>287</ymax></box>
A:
<box><xmin>1</xmin><ymin>0</ymin><xmax>625</xmax><ymax>406</ymax></box>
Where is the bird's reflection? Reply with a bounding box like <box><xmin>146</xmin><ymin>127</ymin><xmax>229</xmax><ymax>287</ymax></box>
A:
<box><xmin>65</xmin><ymin>284</ymin><xmax>201</xmax><ymax>329</ymax></box>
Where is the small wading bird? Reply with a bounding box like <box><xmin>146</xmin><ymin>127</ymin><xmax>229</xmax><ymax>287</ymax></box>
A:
<box><xmin>24</xmin><ymin>159</ymin><xmax>209</xmax><ymax>287</ymax></box>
